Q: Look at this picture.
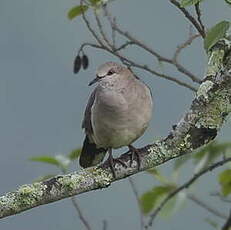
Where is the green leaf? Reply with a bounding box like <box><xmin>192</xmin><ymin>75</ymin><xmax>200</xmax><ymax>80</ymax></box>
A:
<box><xmin>193</xmin><ymin>141</ymin><xmax>231</xmax><ymax>172</ymax></box>
<box><xmin>204</xmin><ymin>21</ymin><xmax>230</xmax><ymax>52</ymax></box>
<box><xmin>194</xmin><ymin>152</ymin><xmax>209</xmax><ymax>173</ymax></box>
<box><xmin>146</xmin><ymin>169</ymin><xmax>169</xmax><ymax>184</ymax></box>
<box><xmin>219</xmin><ymin>169</ymin><xmax>231</xmax><ymax>196</ymax></box>
<box><xmin>89</xmin><ymin>0</ymin><xmax>101</xmax><ymax>6</ymax></box>
<box><xmin>159</xmin><ymin>196</ymin><xmax>177</xmax><ymax>218</ymax></box>
<box><xmin>55</xmin><ymin>155</ymin><xmax>71</xmax><ymax>171</ymax></box>
<box><xmin>140</xmin><ymin>185</ymin><xmax>175</xmax><ymax>214</ymax></box>
<box><xmin>30</xmin><ymin>156</ymin><xmax>61</xmax><ymax>167</ymax></box>
<box><xmin>180</xmin><ymin>0</ymin><xmax>204</xmax><ymax>7</ymax></box>
<box><xmin>68</xmin><ymin>5</ymin><xmax>89</xmax><ymax>20</ymax></box>
<box><xmin>160</xmin><ymin>191</ymin><xmax>186</xmax><ymax>218</ymax></box>
<box><xmin>174</xmin><ymin>154</ymin><xmax>191</xmax><ymax>171</ymax></box>
<box><xmin>29</xmin><ymin>154</ymin><xmax>71</xmax><ymax>171</ymax></box>
<box><xmin>204</xmin><ymin>218</ymin><xmax>219</xmax><ymax>229</ymax></box>
<box><xmin>68</xmin><ymin>148</ymin><xmax>82</xmax><ymax>160</ymax></box>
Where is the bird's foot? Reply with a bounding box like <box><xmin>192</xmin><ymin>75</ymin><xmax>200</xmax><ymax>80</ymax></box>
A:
<box><xmin>128</xmin><ymin>145</ymin><xmax>141</xmax><ymax>169</ymax></box>
<box><xmin>105</xmin><ymin>150</ymin><xmax>127</xmax><ymax>178</ymax></box>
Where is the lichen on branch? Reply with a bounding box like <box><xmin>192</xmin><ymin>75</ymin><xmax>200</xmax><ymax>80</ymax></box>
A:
<box><xmin>0</xmin><ymin>38</ymin><xmax>231</xmax><ymax>219</ymax></box>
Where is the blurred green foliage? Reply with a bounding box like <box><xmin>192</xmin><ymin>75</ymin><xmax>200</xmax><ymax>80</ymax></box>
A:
<box><xmin>139</xmin><ymin>141</ymin><xmax>231</xmax><ymax>219</ymax></box>
<box><xmin>180</xmin><ymin>0</ymin><xmax>205</xmax><ymax>7</ymax></box>
<box><xmin>29</xmin><ymin>148</ymin><xmax>82</xmax><ymax>174</ymax></box>
<box><xmin>219</xmin><ymin>169</ymin><xmax>231</xmax><ymax>196</ymax></box>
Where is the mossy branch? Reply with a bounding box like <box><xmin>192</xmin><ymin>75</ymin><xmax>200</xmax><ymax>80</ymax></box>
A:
<box><xmin>0</xmin><ymin>38</ymin><xmax>231</xmax><ymax>219</ymax></box>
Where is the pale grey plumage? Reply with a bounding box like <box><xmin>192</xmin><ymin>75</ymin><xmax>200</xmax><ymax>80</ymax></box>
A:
<box><xmin>80</xmin><ymin>62</ymin><xmax>153</xmax><ymax>168</ymax></box>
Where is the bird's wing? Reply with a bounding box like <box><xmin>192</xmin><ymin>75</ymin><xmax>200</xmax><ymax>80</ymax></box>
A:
<box><xmin>82</xmin><ymin>88</ymin><xmax>96</xmax><ymax>135</ymax></box>
<box><xmin>80</xmin><ymin>88</ymin><xmax>108</xmax><ymax>168</ymax></box>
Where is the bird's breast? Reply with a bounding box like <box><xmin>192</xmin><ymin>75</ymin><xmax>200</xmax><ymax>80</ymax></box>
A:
<box><xmin>91</xmin><ymin>84</ymin><xmax>152</xmax><ymax>148</ymax></box>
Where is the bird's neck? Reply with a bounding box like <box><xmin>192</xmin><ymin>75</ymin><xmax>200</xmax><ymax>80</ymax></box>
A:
<box><xmin>99</xmin><ymin>74</ymin><xmax>134</xmax><ymax>91</ymax></box>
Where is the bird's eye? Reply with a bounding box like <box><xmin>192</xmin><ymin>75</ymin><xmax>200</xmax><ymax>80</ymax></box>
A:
<box><xmin>107</xmin><ymin>70</ymin><xmax>114</xmax><ymax>75</ymax></box>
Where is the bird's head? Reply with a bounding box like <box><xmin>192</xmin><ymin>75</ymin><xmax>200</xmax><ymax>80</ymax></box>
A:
<box><xmin>89</xmin><ymin>62</ymin><xmax>125</xmax><ymax>86</ymax></box>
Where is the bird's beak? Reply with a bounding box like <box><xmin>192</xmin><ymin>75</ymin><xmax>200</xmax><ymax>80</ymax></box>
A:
<box><xmin>88</xmin><ymin>76</ymin><xmax>100</xmax><ymax>86</ymax></box>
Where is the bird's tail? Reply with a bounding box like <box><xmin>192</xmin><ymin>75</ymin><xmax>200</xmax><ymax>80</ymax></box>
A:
<box><xmin>79</xmin><ymin>136</ymin><xmax>108</xmax><ymax>168</ymax></box>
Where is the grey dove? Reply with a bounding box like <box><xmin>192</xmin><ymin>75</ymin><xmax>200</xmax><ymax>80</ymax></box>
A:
<box><xmin>80</xmin><ymin>62</ymin><xmax>153</xmax><ymax>176</ymax></box>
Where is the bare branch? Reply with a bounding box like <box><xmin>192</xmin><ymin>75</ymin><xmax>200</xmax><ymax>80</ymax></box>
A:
<box><xmin>128</xmin><ymin>178</ymin><xmax>145</xmax><ymax>230</ymax></box>
<box><xmin>210</xmin><ymin>192</ymin><xmax>231</xmax><ymax>203</ymax></box>
<box><xmin>94</xmin><ymin>10</ymin><xmax>113</xmax><ymax>49</ymax></box>
<box><xmin>173</xmin><ymin>34</ymin><xmax>201</xmax><ymax>61</ymax></box>
<box><xmin>103</xmin><ymin>6</ymin><xmax>201</xmax><ymax>83</ymax></box>
<box><xmin>114</xmin><ymin>41</ymin><xmax>134</xmax><ymax>52</ymax></box>
<box><xmin>78</xmin><ymin>39</ymin><xmax>197</xmax><ymax>91</ymax></box>
<box><xmin>127</xmin><ymin>62</ymin><xmax>197</xmax><ymax>92</ymax></box>
<box><xmin>102</xmin><ymin>220</ymin><xmax>108</xmax><ymax>230</ymax></box>
<box><xmin>222</xmin><ymin>210</ymin><xmax>231</xmax><ymax>230</ymax></box>
<box><xmin>112</xmin><ymin>17</ymin><xmax>116</xmax><ymax>47</ymax></box>
<box><xmin>147</xmin><ymin>157</ymin><xmax>231</xmax><ymax>227</ymax></box>
<box><xmin>80</xmin><ymin>0</ymin><xmax>104</xmax><ymax>46</ymax></box>
<box><xmin>78</xmin><ymin>42</ymin><xmax>102</xmax><ymax>55</ymax></box>
<box><xmin>195</xmin><ymin>3</ymin><xmax>205</xmax><ymax>37</ymax></box>
<box><xmin>169</xmin><ymin>0</ymin><xmax>205</xmax><ymax>38</ymax></box>
<box><xmin>71</xmin><ymin>197</ymin><xmax>92</xmax><ymax>230</ymax></box>
<box><xmin>79</xmin><ymin>5</ymin><xmax>199</xmax><ymax>88</ymax></box>
<box><xmin>187</xmin><ymin>194</ymin><xmax>228</xmax><ymax>220</ymax></box>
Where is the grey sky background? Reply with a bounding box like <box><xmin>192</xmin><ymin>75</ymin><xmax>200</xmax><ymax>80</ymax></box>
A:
<box><xmin>0</xmin><ymin>0</ymin><xmax>230</xmax><ymax>230</ymax></box>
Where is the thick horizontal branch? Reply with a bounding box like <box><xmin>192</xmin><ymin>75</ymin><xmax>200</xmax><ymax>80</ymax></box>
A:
<box><xmin>0</xmin><ymin>39</ymin><xmax>231</xmax><ymax>219</ymax></box>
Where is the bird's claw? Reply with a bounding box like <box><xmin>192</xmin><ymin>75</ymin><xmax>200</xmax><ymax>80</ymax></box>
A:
<box><xmin>105</xmin><ymin>151</ymin><xmax>127</xmax><ymax>178</ymax></box>
<box><xmin>128</xmin><ymin>145</ymin><xmax>141</xmax><ymax>169</ymax></box>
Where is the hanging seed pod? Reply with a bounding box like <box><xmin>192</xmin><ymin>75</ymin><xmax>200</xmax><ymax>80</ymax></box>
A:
<box><xmin>73</xmin><ymin>55</ymin><xmax>82</xmax><ymax>74</ymax></box>
<box><xmin>82</xmin><ymin>55</ymin><xmax>89</xmax><ymax>70</ymax></box>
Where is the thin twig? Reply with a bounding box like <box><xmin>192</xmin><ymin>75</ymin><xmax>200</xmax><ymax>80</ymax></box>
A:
<box><xmin>173</xmin><ymin>34</ymin><xmax>201</xmax><ymax>61</ymax></box>
<box><xmin>94</xmin><ymin>10</ymin><xmax>113</xmax><ymax>49</ymax></box>
<box><xmin>102</xmin><ymin>5</ymin><xmax>116</xmax><ymax>47</ymax></box>
<box><xmin>79</xmin><ymin>4</ymin><xmax>197</xmax><ymax>91</ymax></box>
<box><xmin>103</xmin><ymin>6</ymin><xmax>201</xmax><ymax>83</ymax></box>
<box><xmin>77</xmin><ymin>35</ymin><xmax>197</xmax><ymax>91</ymax></box>
<box><xmin>108</xmin><ymin>47</ymin><xmax>197</xmax><ymax>91</ymax></box>
<box><xmin>169</xmin><ymin>0</ymin><xmax>205</xmax><ymax>38</ymax></box>
<box><xmin>128</xmin><ymin>177</ymin><xmax>145</xmax><ymax>230</ymax></box>
<box><xmin>210</xmin><ymin>192</ymin><xmax>231</xmax><ymax>203</ymax></box>
<box><xmin>71</xmin><ymin>197</ymin><xmax>92</xmax><ymax>230</ymax></box>
<box><xmin>80</xmin><ymin>0</ymin><xmax>104</xmax><ymax>46</ymax></box>
<box><xmin>173</xmin><ymin>33</ymin><xmax>202</xmax><ymax>84</ymax></box>
<box><xmin>112</xmin><ymin>17</ymin><xmax>116</xmax><ymax>47</ymax></box>
<box><xmin>187</xmin><ymin>194</ymin><xmax>228</xmax><ymax>220</ymax></box>
<box><xmin>222</xmin><ymin>210</ymin><xmax>231</xmax><ymax>230</ymax></box>
<box><xmin>147</xmin><ymin>157</ymin><xmax>231</xmax><ymax>227</ymax></box>
<box><xmin>115</xmin><ymin>41</ymin><xmax>134</xmax><ymax>52</ymax></box>
<box><xmin>195</xmin><ymin>3</ymin><xmax>205</xmax><ymax>37</ymax></box>
<box><xmin>102</xmin><ymin>220</ymin><xmax>108</xmax><ymax>230</ymax></box>
<box><xmin>78</xmin><ymin>42</ymin><xmax>102</xmax><ymax>55</ymax></box>
<box><xmin>127</xmin><ymin>62</ymin><xmax>197</xmax><ymax>92</ymax></box>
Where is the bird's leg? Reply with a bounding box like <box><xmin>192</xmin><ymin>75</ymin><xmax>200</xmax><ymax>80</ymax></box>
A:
<box><xmin>106</xmin><ymin>148</ymin><xmax>127</xmax><ymax>178</ymax></box>
<box><xmin>107</xmin><ymin>148</ymin><xmax>116</xmax><ymax>178</ymax></box>
<box><xmin>128</xmin><ymin>145</ymin><xmax>141</xmax><ymax>169</ymax></box>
